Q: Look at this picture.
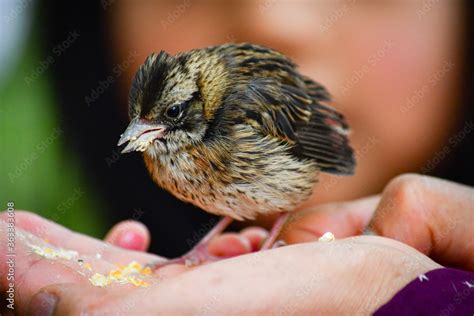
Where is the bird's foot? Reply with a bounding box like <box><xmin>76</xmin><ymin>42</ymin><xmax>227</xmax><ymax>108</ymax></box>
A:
<box><xmin>147</xmin><ymin>217</ymin><xmax>234</xmax><ymax>270</ymax></box>
<box><xmin>260</xmin><ymin>212</ymin><xmax>290</xmax><ymax>250</ymax></box>
<box><xmin>271</xmin><ymin>240</ymin><xmax>287</xmax><ymax>249</ymax></box>
<box><xmin>146</xmin><ymin>243</ymin><xmax>222</xmax><ymax>270</ymax></box>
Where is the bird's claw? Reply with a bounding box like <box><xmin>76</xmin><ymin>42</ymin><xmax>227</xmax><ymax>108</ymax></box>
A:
<box><xmin>271</xmin><ymin>240</ymin><xmax>287</xmax><ymax>249</ymax></box>
<box><xmin>146</xmin><ymin>244</ymin><xmax>222</xmax><ymax>270</ymax></box>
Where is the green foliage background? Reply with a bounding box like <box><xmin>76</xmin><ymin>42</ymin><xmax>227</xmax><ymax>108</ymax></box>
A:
<box><xmin>0</xmin><ymin>23</ymin><xmax>106</xmax><ymax>237</ymax></box>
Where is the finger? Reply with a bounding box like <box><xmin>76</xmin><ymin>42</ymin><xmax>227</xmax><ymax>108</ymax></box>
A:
<box><xmin>29</xmin><ymin>237</ymin><xmax>439</xmax><ymax>315</ymax></box>
<box><xmin>208</xmin><ymin>233</ymin><xmax>252</xmax><ymax>257</ymax></box>
<box><xmin>0</xmin><ymin>211</ymin><xmax>162</xmax><ymax>265</ymax></box>
<box><xmin>26</xmin><ymin>262</ymin><xmax>194</xmax><ymax>315</ymax></box>
<box><xmin>133</xmin><ymin>237</ymin><xmax>437</xmax><ymax>314</ymax></box>
<box><xmin>155</xmin><ymin>264</ymin><xmax>192</xmax><ymax>279</ymax></box>
<box><xmin>28</xmin><ymin>284</ymin><xmax>111</xmax><ymax>315</ymax></box>
<box><xmin>104</xmin><ymin>220</ymin><xmax>150</xmax><ymax>251</ymax></box>
<box><xmin>0</xmin><ymin>222</ymin><xmax>92</xmax><ymax>315</ymax></box>
<box><xmin>281</xmin><ymin>196</ymin><xmax>380</xmax><ymax>243</ymax></box>
<box><xmin>240</xmin><ymin>227</ymin><xmax>269</xmax><ymax>251</ymax></box>
<box><xmin>368</xmin><ymin>174</ymin><xmax>474</xmax><ymax>270</ymax></box>
<box><xmin>32</xmin><ymin>283</ymin><xmax>157</xmax><ymax>315</ymax></box>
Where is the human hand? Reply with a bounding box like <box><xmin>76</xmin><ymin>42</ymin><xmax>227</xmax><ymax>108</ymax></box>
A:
<box><xmin>0</xmin><ymin>211</ymin><xmax>192</xmax><ymax>315</ymax></box>
<box><xmin>0</xmin><ymin>211</ymin><xmax>267</xmax><ymax>315</ymax></box>
<box><xmin>280</xmin><ymin>174</ymin><xmax>474</xmax><ymax>270</ymax></box>
<box><xmin>104</xmin><ymin>219</ymin><xmax>268</xmax><ymax>257</ymax></box>
<box><xmin>29</xmin><ymin>234</ymin><xmax>440</xmax><ymax>314</ymax></box>
<box><xmin>4</xmin><ymin>173</ymin><xmax>469</xmax><ymax>314</ymax></box>
<box><xmin>0</xmin><ymin>210</ymin><xmax>440</xmax><ymax>314</ymax></box>
<box><xmin>107</xmin><ymin>173</ymin><xmax>474</xmax><ymax>271</ymax></box>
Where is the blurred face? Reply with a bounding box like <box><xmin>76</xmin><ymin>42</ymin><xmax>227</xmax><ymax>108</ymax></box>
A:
<box><xmin>109</xmin><ymin>0</ymin><xmax>464</xmax><ymax>204</ymax></box>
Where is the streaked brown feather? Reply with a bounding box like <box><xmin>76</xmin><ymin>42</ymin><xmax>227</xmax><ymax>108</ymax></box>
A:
<box><xmin>127</xmin><ymin>43</ymin><xmax>355</xmax><ymax>220</ymax></box>
<box><xmin>207</xmin><ymin>43</ymin><xmax>355</xmax><ymax>175</ymax></box>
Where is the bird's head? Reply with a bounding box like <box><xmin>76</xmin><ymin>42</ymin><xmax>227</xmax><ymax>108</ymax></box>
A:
<box><xmin>118</xmin><ymin>50</ymin><xmax>224</xmax><ymax>157</ymax></box>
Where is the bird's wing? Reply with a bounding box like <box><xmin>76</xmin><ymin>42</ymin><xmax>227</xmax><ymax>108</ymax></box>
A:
<box><xmin>231</xmin><ymin>77</ymin><xmax>355</xmax><ymax>175</ymax></box>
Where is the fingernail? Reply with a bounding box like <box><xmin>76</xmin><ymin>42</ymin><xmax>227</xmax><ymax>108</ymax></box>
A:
<box><xmin>238</xmin><ymin>235</ymin><xmax>252</xmax><ymax>253</ymax></box>
<box><xmin>29</xmin><ymin>292</ymin><xmax>58</xmax><ymax>316</ymax></box>
<box><xmin>119</xmin><ymin>231</ymin><xmax>145</xmax><ymax>250</ymax></box>
<box><xmin>363</xmin><ymin>227</ymin><xmax>377</xmax><ymax>236</ymax></box>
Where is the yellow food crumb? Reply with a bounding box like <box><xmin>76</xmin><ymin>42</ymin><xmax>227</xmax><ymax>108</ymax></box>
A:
<box><xmin>318</xmin><ymin>232</ymin><xmax>335</xmax><ymax>242</ymax></box>
<box><xmin>30</xmin><ymin>244</ymin><xmax>78</xmax><ymax>260</ymax></box>
<box><xmin>88</xmin><ymin>261</ymin><xmax>151</xmax><ymax>288</ymax></box>
<box><xmin>28</xmin><ymin>242</ymin><xmax>150</xmax><ymax>288</ymax></box>
<box><xmin>109</xmin><ymin>269</ymin><xmax>123</xmax><ymax>278</ymax></box>
<box><xmin>141</xmin><ymin>266</ymin><xmax>152</xmax><ymax>275</ymax></box>
<box><xmin>128</xmin><ymin>277</ymin><xmax>149</xmax><ymax>287</ymax></box>
<box><xmin>89</xmin><ymin>273</ymin><xmax>112</xmax><ymax>287</ymax></box>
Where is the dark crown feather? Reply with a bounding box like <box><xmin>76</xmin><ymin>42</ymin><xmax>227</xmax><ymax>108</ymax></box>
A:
<box><xmin>129</xmin><ymin>51</ymin><xmax>174</xmax><ymax>118</ymax></box>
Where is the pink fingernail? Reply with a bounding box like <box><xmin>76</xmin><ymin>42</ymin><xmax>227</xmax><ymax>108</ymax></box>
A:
<box><xmin>119</xmin><ymin>231</ymin><xmax>145</xmax><ymax>250</ymax></box>
<box><xmin>30</xmin><ymin>292</ymin><xmax>58</xmax><ymax>316</ymax></box>
<box><xmin>238</xmin><ymin>235</ymin><xmax>252</xmax><ymax>252</ymax></box>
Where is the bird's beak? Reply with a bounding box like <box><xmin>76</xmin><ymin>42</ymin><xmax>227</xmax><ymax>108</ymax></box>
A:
<box><xmin>117</xmin><ymin>118</ymin><xmax>167</xmax><ymax>154</ymax></box>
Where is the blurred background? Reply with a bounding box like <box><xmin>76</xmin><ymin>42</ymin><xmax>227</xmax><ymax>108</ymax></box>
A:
<box><xmin>0</xmin><ymin>0</ymin><xmax>472</xmax><ymax>257</ymax></box>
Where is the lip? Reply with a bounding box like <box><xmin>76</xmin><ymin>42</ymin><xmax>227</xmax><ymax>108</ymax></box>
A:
<box><xmin>118</xmin><ymin>118</ymin><xmax>168</xmax><ymax>153</ymax></box>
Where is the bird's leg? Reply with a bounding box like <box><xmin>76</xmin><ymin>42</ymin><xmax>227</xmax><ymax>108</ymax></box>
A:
<box><xmin>260</xmin><ymin>212</ymin><xmax>290</xmax><ymax>250</ymax></box>
<box><xmin>148</xmin><ymin>216</ymin><xmax>233</xmax><ymax>270</ymax></box>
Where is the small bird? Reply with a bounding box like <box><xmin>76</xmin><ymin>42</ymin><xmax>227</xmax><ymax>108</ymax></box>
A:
<box><xmin>118</xmin><ymin>43</ymin><xmax>355</xmax><ymax>267</ymax></box>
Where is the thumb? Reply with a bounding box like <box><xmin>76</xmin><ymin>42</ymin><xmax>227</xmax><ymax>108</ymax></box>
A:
<box><xmin>28</xmin><ymin>284</ymin><xmax>108</xmax><ymax>315</ymax></box>
<box><xmin>369</xmin><ymin>174</ymin><xmax>474</xmax><ymax>270</ymax></box>
<box><xmin>29</xmin><ymin>283</ymin><xmax>160</xmax><ymax>315</ymax></box>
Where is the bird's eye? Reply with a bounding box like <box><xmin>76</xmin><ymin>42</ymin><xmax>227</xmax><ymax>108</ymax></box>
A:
<box><xmin>166</xmin><ymin>105</ymin><xmax>181</xmax><ymax>118</ymax></box>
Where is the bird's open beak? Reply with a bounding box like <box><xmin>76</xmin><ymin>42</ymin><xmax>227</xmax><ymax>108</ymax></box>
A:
<box><xmin>117</xmin><ymin>118</ymin><xmax>167</xmax><ymax>154</ymax></box>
